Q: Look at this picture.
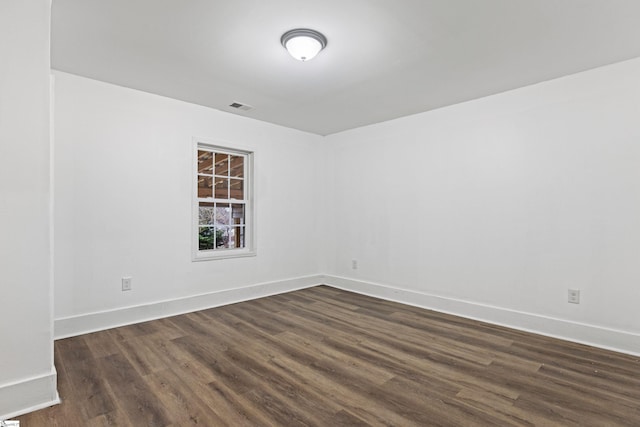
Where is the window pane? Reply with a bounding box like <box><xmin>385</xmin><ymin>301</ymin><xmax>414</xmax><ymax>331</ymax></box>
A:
<box><xmin>199</xmin><ymin>202</ymin><xmax>215</xmax><ymax>225</ymax></box>
<box><xmin>215</xmin><ymin>153</ymin><xmax>229</xmax><ymax>176</ymax></box>
<box><xmin>230</xmin><ymin>179</ymin><xmax>244</xmax><ymax>200</ymax></box>
<box><xmin>215</xmin><ymin>203</ymin><xmax>230</xmax><ymax>225</ymax></box>
<box><xmin>231</xmin><ymin>204</ymin><xmax>245</xmax><ymax>225</ymax></box>
<box><xmin>230</xmin><ymin>156</ymin><xmax>244</xmax><ymax>178</ymax></box>
<box><xmin>198</xmin><ymin>150</ymin><xmax>213</xmax><ymax>174</ymax></box>
<box><xmin>198</xmin><ymin>175</ymin><xmax>213</xmax><ymax>198</ymax></box>
<box><xmin>231</xmin><ymin>225</ymin><xmax>245</xmax><ymax>248</ymax></box>
<box><xmin>198</xmin><ymin>227</ymin><xmax>215</xmax><ymax>250</ymax></box>
<box><xmin>214</xmin><ymin>178</ymin><xmax>229</xmax><ymax>199</ymax></box>
<box><xmin>216</xmin><ymin>226</ymin><xmax>230</xmax><ymax>248</ymax></box>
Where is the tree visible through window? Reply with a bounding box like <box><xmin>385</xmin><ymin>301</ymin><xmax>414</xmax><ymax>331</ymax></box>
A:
<box><xmin>195</xmin><ymin>144</ymin><xmax>252</xmax><ymax>258</ymax></box>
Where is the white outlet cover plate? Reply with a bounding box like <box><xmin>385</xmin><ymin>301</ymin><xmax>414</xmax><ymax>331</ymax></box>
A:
<box><xmin>568</xmin><ymin>289</ymin><xmax>580</xmax><ymax>304</ymax></box>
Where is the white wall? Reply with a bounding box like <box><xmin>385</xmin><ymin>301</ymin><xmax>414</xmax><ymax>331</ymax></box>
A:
<box><xmin>0</xmin><ymin>0</ymin><xmax>58</xmax><ymax>419</ymax></box>
<box><xmin>53</xmin><ymin>71</ymin><xmax>324</xmax><ymax>335</ymax></box>
<box><xmin>324</xmin><ymin>58</ymin><xmax>640</xmax><ymax>354</ymax></box>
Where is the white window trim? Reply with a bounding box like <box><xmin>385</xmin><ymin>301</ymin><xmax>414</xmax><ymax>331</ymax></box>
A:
<box><xmin>192</xmin><ymin>138</ymin><xmax>256</xmax><ymax>261</ymax></box>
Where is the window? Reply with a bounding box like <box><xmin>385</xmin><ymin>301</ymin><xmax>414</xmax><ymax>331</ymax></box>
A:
<box><xmin>193</xmin><ymin>142</ymin><xmax>254</xmax><ymax>260</ymax></box>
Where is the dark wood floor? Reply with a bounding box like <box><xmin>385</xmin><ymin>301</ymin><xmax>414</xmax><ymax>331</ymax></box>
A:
<box><xmin>17</xmin><ymin>285</ymin><xmax>640</xmax><ymax>426</ymax></box>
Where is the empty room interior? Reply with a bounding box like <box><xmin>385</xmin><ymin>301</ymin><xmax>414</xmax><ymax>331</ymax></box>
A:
<box><xmin>3</xmin><ymin>0</ymin><xmax>640</xmax><ymax>425</ymax></box>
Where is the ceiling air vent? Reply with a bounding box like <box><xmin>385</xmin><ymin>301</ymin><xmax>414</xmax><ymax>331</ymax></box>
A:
<box><xmin>229</xmin><ymin>102</ymin><xmax>254</xmax><ymax>112</ymax></box>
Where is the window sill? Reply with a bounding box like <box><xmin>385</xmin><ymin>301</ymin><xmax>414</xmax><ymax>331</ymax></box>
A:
<box><xmin>192</xmin><ymin>249</ymin><xmax>256</xmax><ymax>262</ymax></box>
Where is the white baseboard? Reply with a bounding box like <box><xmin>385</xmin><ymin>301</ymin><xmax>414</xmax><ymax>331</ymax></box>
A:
<box><xmin>54</xmin><ymin>273</ymin><xmax>640</xmax><ymax>357</ymax></box>
<box><xmin>322</xmin><ymin>275</ymin><xmax>640</xmax><ymax>357</ymax></box>
<box><xmin>55</xmin><ymin>275</ymin><xmax>323</xmax><ymax>339</ymax></box>
<box><xmin>0</xmin><ymin>370</ymin><xmax>60</xmax><ymax>421</ymax></box>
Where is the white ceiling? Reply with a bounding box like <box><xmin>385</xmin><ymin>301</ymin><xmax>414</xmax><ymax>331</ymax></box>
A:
<box><xmin>52</xmin><ymin>0</ymin><xmax>640</xmax><ymax>135</ymax></box>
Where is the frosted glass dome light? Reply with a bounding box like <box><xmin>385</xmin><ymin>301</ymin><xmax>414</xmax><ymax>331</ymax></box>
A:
<box><xmin>281</xmin><ymin>29</ymin><xmax>327</xmax><ymax>61</ymax></box>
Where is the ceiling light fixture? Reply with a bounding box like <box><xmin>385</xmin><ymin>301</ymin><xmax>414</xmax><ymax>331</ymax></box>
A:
<box><xmin>281</xmin><ymin>28</ymin><xmax>327</xmax><ymax>62</ymax></box>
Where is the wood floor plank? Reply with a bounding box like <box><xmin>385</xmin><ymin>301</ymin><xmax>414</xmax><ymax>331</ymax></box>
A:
<box><xmin>96</xmin><ymin>353</ymin><xmax>171</xmax><ymax>427</ymax></box>
<box><xmin>56</xmin><ymin>337</ymin><xmax>117</xmax><ymax>420</ymax></box>
<box><xmin>142</xmin><ymin>368</ymin><xmax>227</xmax><ymax>426</ymax></box>
<box><xmin>17</xmin><ymin>285</ymin><xmax>640</xmax><ymax>426</ymax></box>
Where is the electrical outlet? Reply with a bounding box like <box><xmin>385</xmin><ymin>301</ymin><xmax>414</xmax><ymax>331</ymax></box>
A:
<box><xmin>568</xmin><ymin>289</ymin><xmax>580</xmax><ymax>304</ymax></box>
<box><xmin>122</xmin><ymin>276</ymin><xmax>132</xmax><ymax>291</ymax></box>
<box><xmin>351</xmin><ymin>259</ymin><xmax>358</xmax><ymax>270</ymax></box>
